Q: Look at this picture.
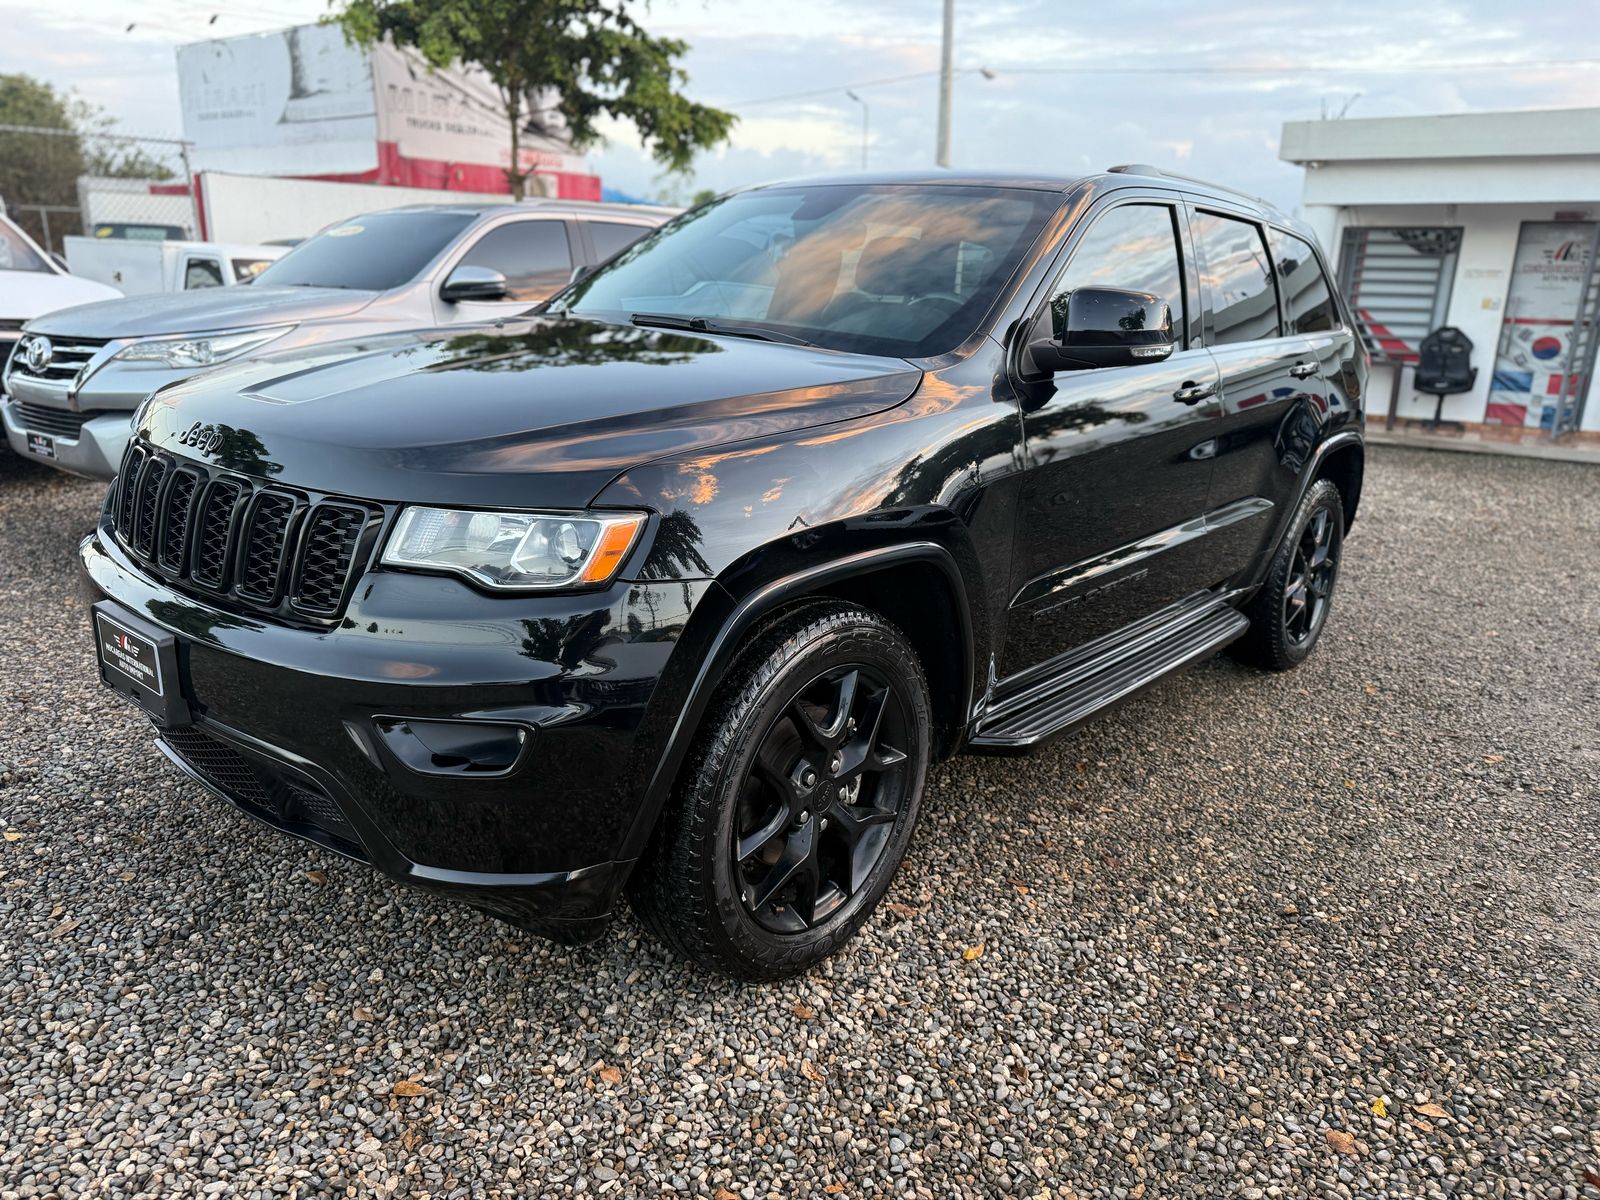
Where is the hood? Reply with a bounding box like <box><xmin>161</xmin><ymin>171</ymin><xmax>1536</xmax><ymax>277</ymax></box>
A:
<box><xmin>3</xmin><ymin>271</ymin><xmax>123</xmax><ymax>321</ymax></box>
<box><xmin>23</xmin><ymin>285</ymin><xmax>375</xmax><ymax>338</ymax></box>
<box><xmin>137</xmin><ymin>317</ymin><xmax>923</xmax><ymax>508</ymax></box>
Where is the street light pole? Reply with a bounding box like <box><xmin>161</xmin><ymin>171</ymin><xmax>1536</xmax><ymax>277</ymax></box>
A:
<box><xmin>846</xmin><ymin>90</ymin><xmax>869</xmax><ymax>168</ymax></box>
<box><xmin>935</xmin><ymin>0</ymin><xmax>954</xmax><ymax>167</ymax></box>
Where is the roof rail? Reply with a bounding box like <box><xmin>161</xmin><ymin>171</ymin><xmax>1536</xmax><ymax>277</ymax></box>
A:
<box><xmin>1104</xmin><ymin>163</ymin><xmax>1279</xmax><ymax>214</ymax></box>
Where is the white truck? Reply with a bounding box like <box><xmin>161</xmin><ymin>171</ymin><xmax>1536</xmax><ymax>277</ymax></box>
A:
<box><xmin>63</xmin><ymin>237</ymin><xmax>287</xmax><ymax>296</ymax></box>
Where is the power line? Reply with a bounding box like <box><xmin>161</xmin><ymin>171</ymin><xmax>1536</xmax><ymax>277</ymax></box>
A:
<box><xmin>729</xmin><ymin>56</ymin><xmax>1600</xmax><ymax>109</ymax></box>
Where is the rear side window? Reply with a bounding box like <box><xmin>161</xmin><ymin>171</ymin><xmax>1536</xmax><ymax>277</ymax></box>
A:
<box><xmin>1193</xmin><ymin>212</ymin><xmax>1280</xmax><ymax>345</ymax></box>
<box><xmin>458</xmin><ymin>220</ymin><xmax>573</xmax><ymax>301</ymax></box>
<box><xmin>1047</xmin><ymin>204</ymin><xmax>1186</xmax><ymax>342</ymax></box>
<box><xmin>1266</xmin><ymin>227</ymin><xmax>1338</xmax><ymax>334</ymax></box>
<box><xmin>586</xmin><ymin>221</ymin><xmax>653</xmax><ymax>263</ymax></box>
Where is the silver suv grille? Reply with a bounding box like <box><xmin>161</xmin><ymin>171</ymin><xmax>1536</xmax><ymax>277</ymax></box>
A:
<box><xmin>12</xmin><ymin>335</ymin><xmax>108</xmax><ymax>383</ymax></box>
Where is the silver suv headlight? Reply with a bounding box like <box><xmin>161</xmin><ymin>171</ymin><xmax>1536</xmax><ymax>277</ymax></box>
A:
<box><xmin>381</xmin><ymin>506</ymin><xmax>648</xmax><ymax>590</ymax></box>
<box><xmin>112</xmin><ymin>325</ymin><xmax>294</xmax><ymax>369</ymax></box>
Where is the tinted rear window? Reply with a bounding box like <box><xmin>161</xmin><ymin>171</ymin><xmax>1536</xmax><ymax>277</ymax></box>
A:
<box><xmin>1266</xmin><ymin>227</ymin><xmax>1339</xmax><ymax>335</ymax></box>
<box><xmin>252</xmin><ymin>210</ymin><xmax>477</xmax><ymax>291</ymax></box>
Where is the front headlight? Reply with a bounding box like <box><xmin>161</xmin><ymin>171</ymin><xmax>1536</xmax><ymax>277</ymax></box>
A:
<box><xmin>112</xmin><ymin>325</ymin><xmax>294</xmax><ymax>369</ymax></box>
<box><xmin>381</xmin><ymin>506</ymin><xmax>648</xmax><ymax>591</ymax></box>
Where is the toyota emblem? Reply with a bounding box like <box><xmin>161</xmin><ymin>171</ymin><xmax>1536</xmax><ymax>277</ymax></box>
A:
<box><xmin>21</xmin><ymin>335</ymin><xmax>52</xmax><ymax>374</ymax></box>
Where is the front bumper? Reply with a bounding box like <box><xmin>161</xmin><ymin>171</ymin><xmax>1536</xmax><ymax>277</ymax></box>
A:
<box><xmin>81</xmin><ymin>523</ymin><xmax>712</xmax><ymax>943</ymax></box>
<box><xmin>5</xmin><ymin>355</ymin><xmax>190</xmax><ymax>480</ymax></box>
<box><xmin>3</xmin><ymin>400</ymin><xmax>133</xmax><ymax>479</ymax></box>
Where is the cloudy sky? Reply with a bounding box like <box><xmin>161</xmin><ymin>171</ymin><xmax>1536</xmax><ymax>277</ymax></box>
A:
<box><xmin>4</xmin><ymin>0</ymin><xmax>1599</xmax><ymax>211</ymax></box>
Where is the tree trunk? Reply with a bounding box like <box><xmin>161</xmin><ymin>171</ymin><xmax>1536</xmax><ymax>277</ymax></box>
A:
<box><xmin>505</xmin><ymin>90</ymin><xmax>525</xmax><ymax>200</ymax></box>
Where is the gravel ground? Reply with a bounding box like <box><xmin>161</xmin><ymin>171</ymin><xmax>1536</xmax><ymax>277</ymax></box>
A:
<box><xmin>0</xmin><ymin>443</ymin><xmax>1597</xmax><ymax>1200</ymax></box>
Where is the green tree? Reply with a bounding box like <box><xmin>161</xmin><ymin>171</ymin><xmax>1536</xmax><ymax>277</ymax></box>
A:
<box><xmin>329</xmin><ymin>0</ymin><xmax>735</xmax><ymax>199</ymax></box>
<box><xmin>0</xmin><ymin>74</ymin><xmax>85</xmax><ymax>225</ymax></box>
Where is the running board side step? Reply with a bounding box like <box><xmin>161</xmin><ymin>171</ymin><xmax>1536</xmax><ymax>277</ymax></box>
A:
<box><xmin>970</xmin><ymin>602</ymin><xmax>1250</xmax><ymax>752</ymax></box>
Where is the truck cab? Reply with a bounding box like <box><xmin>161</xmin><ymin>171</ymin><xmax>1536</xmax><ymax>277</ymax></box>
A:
<box><xmin>62</xmin><ymin>237</ymin><xmax>287</xmax><ymax>296</ymax></box>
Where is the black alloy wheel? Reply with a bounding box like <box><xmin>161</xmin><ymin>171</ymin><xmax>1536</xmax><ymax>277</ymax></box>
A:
<box><xmin>733</xmin><ymin>664</ymin><xmax>910</xmax><ymax>934</ymax></box>
<box><xmin>630</xmin><ymin>601</ymin><xmax>931</xmax><ymax>979</ymax></box>
<box><xmin>1283</xmin><ymin>504</ymin><xmax>1339</xmax><ymax>647</ymax></box>
<box><xmin>1234</xmin><ymin>477</ymin><xmax>1345</xmax><ymax>671</ymax></box>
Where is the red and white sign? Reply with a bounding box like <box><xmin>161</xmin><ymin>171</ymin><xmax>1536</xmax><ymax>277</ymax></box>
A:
<box><xmin>1488</xmin><ymin>222</ymin><xmax>1596</xmax><ymax>427</ymax></box>
<box><xmin>177</xmin><ymin>25</ymin><xmax>600</xmax><ymax>200</ymax></box>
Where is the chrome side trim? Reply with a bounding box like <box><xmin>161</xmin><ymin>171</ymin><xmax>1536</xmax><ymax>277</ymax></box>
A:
<box><xmin>1011</xmin><ymin>496</ymin><xmax>1274</xmax><ymax>612</ymax></box>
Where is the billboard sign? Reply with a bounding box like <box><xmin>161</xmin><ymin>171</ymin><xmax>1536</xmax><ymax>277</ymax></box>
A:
<box><xmin>177</xmin><ymin>25</ymin><xmax>379</xmax><ymax>175</ymax></box>
<box><xmin>178</xmin><ymin>26</ymin><xmax>589</xmax><ymax>188</ymax></box>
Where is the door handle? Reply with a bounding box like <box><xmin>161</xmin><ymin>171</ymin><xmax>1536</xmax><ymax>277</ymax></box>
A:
<box><xmin>1172</xmin><ymin>381</ymin><xmax>1218</xmax><ymax>404</ymax></box>
<box><xmin>1288</xmin><ymin>360</ymin><xmax>1319</xmax><ymax>380</ymax></box>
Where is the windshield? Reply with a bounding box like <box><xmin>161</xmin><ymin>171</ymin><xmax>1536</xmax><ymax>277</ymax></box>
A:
<box><xmin>553</xmin><ymin>184</ymin><xmax>1061</xmax><ymax>358</ymax></box>
<box><xmin>251</xmin><ymin>209</ymin><xmax>477</xmax><ymax>291</ymax></box>
<box><xmin>0</xmin><ymin>218</ymin><xmax>50</xmax><ymax>274</ymax></box>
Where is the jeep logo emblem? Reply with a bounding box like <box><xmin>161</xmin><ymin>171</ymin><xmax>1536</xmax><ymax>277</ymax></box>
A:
<box><xmin>20</xmin><ymin>335</ymin><xmax>52</xmax><ymax>374</ymax></box>
<box><xmin>179</xmin><ymin>420</ymin><xmax>225</xmax><ymax>455</ymax></box>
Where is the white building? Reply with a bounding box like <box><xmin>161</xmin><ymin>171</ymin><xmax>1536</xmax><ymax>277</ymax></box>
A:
<box><xmin>1280</xmin><ymin>107</ymin><xmax>1600</xmax><ymax>436</ymax></box>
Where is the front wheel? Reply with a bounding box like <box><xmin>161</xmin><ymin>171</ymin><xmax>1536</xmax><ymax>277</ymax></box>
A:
<box><xmin>630</xmin><ymin>601</ymin><xmax>931</xmax><ymax>979</ymax></box>
<box><xmin>1233</xmin><ymin>478</ymin><xmax>1345</xmax><ymax>671</ymax></box>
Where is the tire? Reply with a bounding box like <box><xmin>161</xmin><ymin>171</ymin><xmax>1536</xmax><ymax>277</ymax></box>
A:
<box><xmin>630</xmin><ymin>601</ymin><xmax>932</xmax><ymax>980</ymax></box>
<box><xmin>1233</xmin><ymin>478</ymin><xmax>1345</xmax><ymax>671</ymax></box>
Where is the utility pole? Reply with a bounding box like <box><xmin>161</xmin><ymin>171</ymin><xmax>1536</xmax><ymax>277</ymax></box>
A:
<box><xmin>936</xmin><ymin>0</ymin><xmax>954</xmax><ymax>167</ymax></box>
<box><xmin>846</xmin><ymin>90</ymin><xmax>870</xmax><ymax>168</ymax></box>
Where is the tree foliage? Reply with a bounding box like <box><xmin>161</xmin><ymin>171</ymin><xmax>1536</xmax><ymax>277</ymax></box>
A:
<box><xmin>1</xmin><ymin>73</ymin><xmax>178</xmax><ymax>245</ymax></box>
<box><xmin>0</xmin><ymin>74</ymin><xmax>84</xmax><ymax>216</ymax></box>
<box><xmin>330</xmin><ymin>0</ymin><xmax>735</xmax><ymax>198</ymax></box>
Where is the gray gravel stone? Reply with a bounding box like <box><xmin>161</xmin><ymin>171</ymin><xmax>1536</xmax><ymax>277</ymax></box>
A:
<box><xmin>0</xmin><ymin>444</ymin><xmax>1596</xmax><ymax>1198</ymax></box>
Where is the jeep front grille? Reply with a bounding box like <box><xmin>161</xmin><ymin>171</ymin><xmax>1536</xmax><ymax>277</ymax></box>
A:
<box><xmin>112</xmin><ymin>442</ymin><xmax>382</xmax><ymax>621</ymax></box>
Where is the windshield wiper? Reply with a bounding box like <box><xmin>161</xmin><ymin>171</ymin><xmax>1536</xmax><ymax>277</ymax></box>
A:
<box><xmin>630</xmin><ymin>312</ymin><xmax>813</xmax><ymax>347</ymax></box>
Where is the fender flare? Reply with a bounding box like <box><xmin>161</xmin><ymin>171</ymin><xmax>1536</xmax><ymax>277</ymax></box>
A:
<box><xmin>617</xmin><ymin>540</ymin><xmax>975</xmax><ymax>862</ymax></box>
<box><xmin>1267</xmin><ymin>429</ymin><xmax>1364</xmax><ymax>551</ymax></box>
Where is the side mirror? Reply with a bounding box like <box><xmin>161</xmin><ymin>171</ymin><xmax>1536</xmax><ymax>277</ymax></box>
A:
<box><xmin>440</xmin><ymin>264</ymin><xmax>509</xmax><ymax>303</ymax></box>
<box><xmin>1026</xmin><ymin>286</ymin><xmax>1175</xmax><ymax>374</ymax></box>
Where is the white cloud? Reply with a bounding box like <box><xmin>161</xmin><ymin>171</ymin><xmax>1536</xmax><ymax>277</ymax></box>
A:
<box><xmin>3</xmin><ymin>0</ymin><xmax>1598</xmax><ymax>211</ymax></box>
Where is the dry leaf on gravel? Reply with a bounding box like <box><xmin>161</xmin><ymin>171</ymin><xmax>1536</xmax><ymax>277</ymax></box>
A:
<box><xmin>391</xmin><ymin>1080</ymin><xmax>431</xmax><ymax>1097</ymax></box>
<box><xmin>2</xmin><ymin>832</ymin><xmax>22</xmax><ymax>842</ymax></box>
<box><xmin>790</xmin><ymin>1002</ymin><xmax>816</xmax><ymax>1019</ymax></box>
<box><xmin>800</xmin><ymin>1059</ymin><xmax>824</xmax><ymax>1083</ymax></box>
<box><xmin>884</xmin><ymin>902</ymin><xmax>920</xmax><ymax>919</ymax></box>
<box><xmin>1414</xmin><ymin>1102</ymin><xmax>1449</xmax><ymax>1120</ymax></box>
<box><xmin>713</xmin><ymin>1188</ymin><xmax>741</xmax><ymax>1200</ymax></box>
<box><xmin>1325</xmin><ymin>1130</ymin><xmax>1358</xmax><ymax>1155</ymax></box>
<box><xmin>353</xmin><ymin>1007</ymin><xmax>376</xmax><ymax>1022</ymax></box>
<box><xmin>597</xmin><ymin>1063</ymin><xmax>623</xmax><ymax>1086</ymax></box>
<box><xmin>824</xmin><ymin>1185</ymin><xmax>846</xmax><ymax>1195</ymax></box>
<box><xmin>962</xmin><ymin>944</ymin><xmax>985</xmax><ymax>961</ymax></box>
<box><xmin>1012</xmin><ymin>883</ymin><xmax>1031</xmax><ymax>895</ymax></box>
<box><xmin>1482</xmin><ymin>754</ymin><xmax>1504</xmax><ymax>764</ymax></box>
<box><xmin>1369</xmin><ymin>1097</ymin><xmax>1388</xmax><ymax>1117</ymax></box>
<box><xmin>305</xmin><ymin>869</ymin><xmax>328</xmax><ymax>884</ymax></box>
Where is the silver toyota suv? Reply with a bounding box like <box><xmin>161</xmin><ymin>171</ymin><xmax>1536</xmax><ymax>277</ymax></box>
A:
<box><xmin>3</xmin><ymin>200</ymin><xmax>673</xmax><ymax>479</ymax></box>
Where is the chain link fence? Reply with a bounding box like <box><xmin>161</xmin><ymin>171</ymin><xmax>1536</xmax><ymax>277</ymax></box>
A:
<box><xmin>0</xmin><ymin>124</ymin><xmax>197</xmax><ymax>255</ymax></box>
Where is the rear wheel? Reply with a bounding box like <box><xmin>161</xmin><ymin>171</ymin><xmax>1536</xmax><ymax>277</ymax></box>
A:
<box><xmin>630</xmin><ymin>601</ymin><xmax>930</xmax><ymax>979</ymax></box>
<box><xmin>1234</xmin><ymin>478</ymin><xmax>1345</xmax><ymax>671</ymax></box>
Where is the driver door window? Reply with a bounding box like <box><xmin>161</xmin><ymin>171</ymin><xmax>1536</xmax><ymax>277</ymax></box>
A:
<box><xmin>1042</xmin><ymin>204</ymin><xmax>1187</xmax><ymax>342</ymax></box>
<box><xmin>457</xmin><ymin>220</ymin><xmax>575</xmax><ymax>302</ymax></box>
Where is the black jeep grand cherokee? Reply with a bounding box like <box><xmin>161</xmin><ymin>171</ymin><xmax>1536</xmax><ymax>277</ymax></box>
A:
<box><xmin>83</xmin><ymin>168</ymin><xmax>1365</xmax><ymax>978</ymax></box>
